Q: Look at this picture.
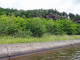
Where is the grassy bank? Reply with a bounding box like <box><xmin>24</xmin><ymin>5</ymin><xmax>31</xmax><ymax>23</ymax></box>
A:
<box><xmin>0</xmin><ymin>35</ymin><xmax>80</xmax><ymax>44</ymax></box>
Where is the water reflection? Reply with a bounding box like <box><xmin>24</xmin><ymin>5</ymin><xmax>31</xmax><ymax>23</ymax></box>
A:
<box><xmin>7</xmin><ymin>45</ymin><xmax>80</xmax><ymax>60</ymax></box>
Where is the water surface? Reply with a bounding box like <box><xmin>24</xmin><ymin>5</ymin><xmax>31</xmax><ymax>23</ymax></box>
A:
<box><xmin>7</xmin><ymin>45</ymin><xmax>80</xmax><ymax>60</ymax></box>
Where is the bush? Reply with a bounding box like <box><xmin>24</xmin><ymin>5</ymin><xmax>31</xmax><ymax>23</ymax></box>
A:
<box><xmin>44</xmin><ymin>19</ymin><xmax>54</xmax><ymax>34</ymax></box>
<box><xmin>4</xmin><ymin>24</ymin><xmax>18</xmax><ymax>35</ymax></box>
<box><xmin>13</xmin><ymin>30</ymin><xmax>33</xmax><ymax>38</ymax></box>
<box><xmin>57</xmin><ymin>19</ymin><xmax>76</xmax><ymax>35</ymax></box>
<box><xmin>53</xmin><ymin>20</ymin><xmax>63</xmax><ymax>35</ymax></box>
<box><xmin>29</xmin><ymin>17</ymin><xmax>46</xmax><ymax>37</ymax></box>
<box><xmin>76</xmin><ymin>24</ymin><xmax>80</xmax><ymax>35</ymax></box>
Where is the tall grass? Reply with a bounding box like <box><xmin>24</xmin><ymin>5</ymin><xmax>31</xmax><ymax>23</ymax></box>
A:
<box><xmin>0</xmin><ymin>35</ymin><xmax>80</xmax><ymax>44</ymax></box>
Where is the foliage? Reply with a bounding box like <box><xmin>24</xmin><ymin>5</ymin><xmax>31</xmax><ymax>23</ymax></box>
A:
<box><xmin>76</xmin><ymin>24</ymin><xmax>80</xmax><ymax>35</ymax></box>
<box><xmin>0</xmin><ymin>14</ymin><xmax>80</xmax><ymax>37</ymax></box>
<box><xmin>30</xmin><ymin>18</ymin><xmax>46</xmax><ymax>37</ymax></box>
<box><xmin>0</xmin><ymin>7</ymin><xmax>80</xmax><ymax>20</ymax></box>
<box><xmin>43</xmin><ymin>19</ymin><xmax>54</xmax><ymax>34</ymax></box>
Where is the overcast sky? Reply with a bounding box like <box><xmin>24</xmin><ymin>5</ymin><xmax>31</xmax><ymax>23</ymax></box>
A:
<box><xmin>0</xmin><ymin>0</ymin><xmax>80</xmax><ymax>15</ymax></box>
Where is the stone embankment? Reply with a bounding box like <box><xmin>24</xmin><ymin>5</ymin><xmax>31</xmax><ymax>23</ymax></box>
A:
<box><xmin>0</xmin><ymin>39</ymin><xmax>80</xmax><ymax>60</ymax></box>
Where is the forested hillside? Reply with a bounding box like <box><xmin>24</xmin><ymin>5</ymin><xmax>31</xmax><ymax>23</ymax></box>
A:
<box><xmin>0</xmin><ymin>7</ymin><xmax>80</xmax><ymax>21</ymax></box>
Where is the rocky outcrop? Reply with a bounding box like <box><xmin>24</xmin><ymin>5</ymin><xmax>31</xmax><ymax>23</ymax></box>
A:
<box><xmin>46</xmin><ymin>13</ymin><xmax>60</xmax><ymax>20</ymax></box>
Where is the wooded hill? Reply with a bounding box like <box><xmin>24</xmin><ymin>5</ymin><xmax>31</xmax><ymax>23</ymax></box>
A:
<box><xmin>0</xmin><ymin>7</ymin><xmax>80</xmax><ymax>23</ymax></box>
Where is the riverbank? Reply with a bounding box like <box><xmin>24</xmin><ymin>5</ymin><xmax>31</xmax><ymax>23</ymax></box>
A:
<box><xmin>0</xmin><ymin>35</ymin><xmax>80</xmax><ymax>44</ymax></box>
<box><xmin>0</xmin><ymin>39</ymin><xmax>80</xmax><ymax>60</ymax></box>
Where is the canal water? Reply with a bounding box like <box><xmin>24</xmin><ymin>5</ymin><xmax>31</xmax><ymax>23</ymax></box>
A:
<box><xmin>6</xmin><ymin>45</ymin><xmax>80</xmax><ymax>60</ymax></box>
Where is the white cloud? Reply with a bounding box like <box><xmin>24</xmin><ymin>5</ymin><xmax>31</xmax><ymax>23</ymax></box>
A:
<box><xmin>12</xmin><ymin>0</ymin><xmax>24</xmax><ymax>10</ymax></box>
<box><xmin>0</xmin><ymin>0</ymin><xmax>15</xmax><ymax>8</ymax></box>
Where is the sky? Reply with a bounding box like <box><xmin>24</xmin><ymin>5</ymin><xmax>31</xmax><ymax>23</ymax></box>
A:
<box><xmin>0</xmin><ymin>0</ymin><xmax>80</xmax><ymax>15</ymax></box>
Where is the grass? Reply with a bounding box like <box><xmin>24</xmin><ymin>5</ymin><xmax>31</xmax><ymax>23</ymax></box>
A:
<box><xmin>0</xmin><ymin>35</ymin><xmax>80</xmax><ymax>44</ymax></box>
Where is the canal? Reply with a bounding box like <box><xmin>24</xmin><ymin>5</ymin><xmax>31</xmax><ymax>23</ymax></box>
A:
<box><xmin>6</xmin><ymin>45</ymin><xmax>80</xmax><ymax>60</ymax></box>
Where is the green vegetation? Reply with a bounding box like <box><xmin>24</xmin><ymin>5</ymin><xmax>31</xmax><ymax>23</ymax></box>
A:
<box><xmin>0</xmin><ymin>10</ymin><xmax>80</xmax><ymax>44</ymax></box>
<box><xmin>0</xmin><ymin>14</ymin><xmax>80</xmax><ymax>37</ymax></box>
<box><xmin>0</xmin><ymin>7</ymin><xmax>80</xmax><ymax>20</ymax></box>
<box><xmin>8</xmin><ymin>53</ymin><xmax>11</xmax><ymax>57</ymax></box>
<box><xmin>0</xmin><ymin>35</ymin><xmax>80</xmax><ymax>44</ymax></box>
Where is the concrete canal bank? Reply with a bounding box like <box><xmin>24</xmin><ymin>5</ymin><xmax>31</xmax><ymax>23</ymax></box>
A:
<box><xmin>0</xmin><ymin>39</ymin><xmax>80</xmax><ymax>60</ymax></box>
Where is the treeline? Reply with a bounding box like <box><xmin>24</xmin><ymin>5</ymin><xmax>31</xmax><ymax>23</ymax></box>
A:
<box><xmin>0</xmin><ymin>7</ymin><xmax>80</xmax><ymax>20</ymax></box>
<box><xmin>0</xmin><ymin>14</ymin><xmax>80</xmax><ymax>37</ymax></box>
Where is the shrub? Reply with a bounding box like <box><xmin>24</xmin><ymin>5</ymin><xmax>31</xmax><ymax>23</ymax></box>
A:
<box><xmin>53</xmin><ymin>20</ymin><xmax>63</xmax><ymax>35</ymax></box>
<box><xmin>29</xmin><ymin>17</ymin><xmax>46</xmax><ymax>37</ymax></box>
<box><xmin>44</xmin><ymin>19</ymin><xmax>54</xmax><ymax>34</ymax></box>
<box><xmin>13</xmin><ymin>30</ymin><xmax>33</xmax><ymax>38</ymax></box>
<box><xmin>76</xmin><ymin>24</ymin><xmax>80</xmax><ymax>35</ymax></box>
<box><xmin>58</xmin><ymin>19</ymin><xmax>76</xmax><ymax>35</ymax></box>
